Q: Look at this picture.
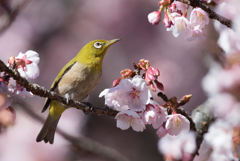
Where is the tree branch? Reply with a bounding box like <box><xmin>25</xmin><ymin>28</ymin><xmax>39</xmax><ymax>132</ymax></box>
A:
<box><xmin>174</xmin><ymin>0</ymin><xmax>233</xmax><ymax>28</ymax></box>
<box><xmin>191</xmin><ymin>99</ymin><xmax>214</xmax><ymax>159</ymax></box>
<box><xmin>15</xmin><ymin>99</ymin><xmax>131</xmax><ymax>161</ymax></box>
<box><xmin>0</xmin><ymin>59</ymin><xmax>118</xmax><ymax>117</ymax></box>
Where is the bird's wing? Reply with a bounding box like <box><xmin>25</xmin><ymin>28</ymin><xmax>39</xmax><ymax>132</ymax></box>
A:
<box><xmin>41</xmin><ymin>60</ymin><xmax>76</xmax><ymax>113</ymax></box>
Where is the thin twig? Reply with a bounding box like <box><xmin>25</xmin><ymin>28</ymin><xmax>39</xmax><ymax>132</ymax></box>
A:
<box><xmin>0</xmin><ymin>0</ymin><xmax>31</xmax><ymax>34</ymax></box>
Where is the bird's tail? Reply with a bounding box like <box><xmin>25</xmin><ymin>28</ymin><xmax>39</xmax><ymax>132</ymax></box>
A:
<box><xmin>36</xmin><ymin>114</ymin><xmax>61</xmax><ymax>144</ymax></box>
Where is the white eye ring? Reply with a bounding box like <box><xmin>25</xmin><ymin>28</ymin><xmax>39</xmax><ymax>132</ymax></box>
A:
<box><xmin>94</xmin><ymin>42</ymin><xmax>102</xmax><ymax>49</ymax></box>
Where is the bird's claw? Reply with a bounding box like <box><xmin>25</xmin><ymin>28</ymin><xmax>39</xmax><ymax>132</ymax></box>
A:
<box><xmin>64</xmin><ymin>93</ymin><xmax>71</xmax><ymax>104</ymax></box>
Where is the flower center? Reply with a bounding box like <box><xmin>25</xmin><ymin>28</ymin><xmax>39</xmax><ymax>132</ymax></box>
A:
<box><xmin>129</xmin><ymin>87</ymin><xmax>140</xmax><ymax>99</ymax></box>
<box><xmin>16</xmin><ymin>54</ymin><xmax>33</xmax><ymax>71</ymax></box>
<box><xmin>198</xmin><ymin>12</ymin><xmax>205</xmax><ymax>23</ymax></box>
<box><xmin>172</xmin><ymin>116</ymin><xmax>182</xmax><ymax>129</ymax></box>
<box><xmin>177</xmin><ymin>20</ymin><xmax>186</xmax><ymax>32</ymax></box>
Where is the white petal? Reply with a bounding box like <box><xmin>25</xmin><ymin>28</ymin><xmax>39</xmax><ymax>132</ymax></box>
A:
<box><xmin>124</xmin><ymin>110</ymin><xmax>140</xmax><ymax>118</ymax></box>
<box><xmin>131</xmin><ymin>118</ymin><xmax>145</xmax><ymax>132</ymax></box>
<box><xmin>99</xmin><ymin>88</ymin><xmax>109</xmax><ymax>97</ymax></box>
<box><xmin>26</xmin><ymin>50</ymin><xmax>40</xmax><ymax>64</ymax></box>
<box><xmin>17</xmin><ymin>68</ymin><xmax>27</xmax><ymax>78</ymax></box>
<box><xmin>116</xmin><ymin>117</ymin><xmax>130</xmax><ymax>130</ymax></box>
<box><xmin>25</xmin><ymin>63</ymin><xmax>40</xmax><ymax>79</ymax></box>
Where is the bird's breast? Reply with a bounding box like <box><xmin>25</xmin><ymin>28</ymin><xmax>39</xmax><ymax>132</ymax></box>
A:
<box><xmin>55</xmin><ymin>62</ymin><xmax>102</xmax><ymax>101</ymax></box>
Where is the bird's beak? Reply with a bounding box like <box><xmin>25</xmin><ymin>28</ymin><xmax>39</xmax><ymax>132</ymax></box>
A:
<box><xmin>106</xmin><ymin>38</ymin><xmax>121</xmax><ymax>46</ymax></box>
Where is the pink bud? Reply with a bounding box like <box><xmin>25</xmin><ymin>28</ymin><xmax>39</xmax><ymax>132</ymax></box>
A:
<box><xmin>155</xmin><ymin>80</ymin><xmax>164</xmax><ymax>91</ymax></box>
<box><xmin>158</xmin><ymin>0</ymin><xmax>171</xmax><ymax>6</ymax></box>
<box><xmin>145</xmin><ymin>75</ymin><xmax>152</xmax><ymax>85</ymax></box>
<box><xmin>163</xmin><ymin>12</ymin><xmax>172</xmax><ymax>28</ymax></box>
<box><xmin>139</xmin><ymin>59</ymin><xmax>150</xmax><ymax>71</ymax></box>
<box><xmin>120</xmin><ymin>69</ymin><xmax>133</xmax><ymax>78</ymax></box>
<box><xmin>148</xmin><ymin>11</ymin><xmax>161</xmax><ymax>25</ymax></box>
<box><xmin>8</xmin><ymin>56</ymin><xmax>16</xmax><ymax>69</ymax></box>
<box><xmin>150</xmin><ymin>66</ymin><xmax>160</xmax><ymax>77</ymax></box>
<box><xmin>150</xmin><ymin>83</ymin><xmax>156</xmax><ymax>92</ymax></box>
<box><xmin>113</xmin><ymin>77</ymin><xmax>122</xmax><ymax>87</ymax></box>
<box><xmin>145</xmin><ymin>66</ymin><xmax>159</xmax><ymax>83</ymax></box>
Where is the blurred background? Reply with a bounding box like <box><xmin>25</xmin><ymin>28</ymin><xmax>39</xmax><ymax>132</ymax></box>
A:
<box><xmin>0</xmin><ymin>0</ymin><xmax>218</xmax><ymax>160</ymax></box>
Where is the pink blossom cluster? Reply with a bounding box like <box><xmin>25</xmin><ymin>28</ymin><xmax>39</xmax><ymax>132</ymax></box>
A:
<box><xmin>148</xmin><ymin>0</ymin><xmax>209</xmax><ymax>41</ymax></box>
<box><xmin>201</xmin><ymin>0</ymin><xmax>227</xmax><ymax>4</ymax></box>
<box><xmin>194</xmin><ymin>120</ymin><xmax>238</xmax><ymax>161</ymax></box>
<box><xmin>158</xmin><ymin>131</ymin><xmax>196</xmax><ymax>161</ymax></box>
<box><xmin>201</xmin><ymin>57</ymin><xmax>240</xmax><ymax>159</ymax></box>
<box><xmin>100</xmin><ymin>75</ymin><xmax>190</xmax><ymax>137</ymax></box>
<box><xmin>214</xmin><ymin>0</ymin><xmax>240</xmax><ymax>55</ymax></box>
<box><xmin>0</xmin><ymin>50</ymin><xmax>40</xmax><ymax>131</ymax></box>
<box><xmin>196</xmin><ymin>1</ymin><xmax>240</xmax><ymax>159</ymax></box>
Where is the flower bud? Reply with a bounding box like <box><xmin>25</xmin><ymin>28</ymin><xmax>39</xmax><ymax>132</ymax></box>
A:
<box><xmin>120</xmin><ymin>69</ymin><xmax>133</xmax><ymax>78</ymax></box>
<box><xmin>158</xmin><ymin>0</ymin><xmax>171</xmax><ymax>6</ymax></box>
<box><xmin>139</xmin><ymin>59</ymin><xmax>150</xmax><ymax>71</ymax></box>
<box><xmin>163</xmin><ymin>12</ymin><xmax>172</xmax><ymax>28</ymax></box>
<box><xmin>148</xmin><ymin>11</ymin><xmax>161</xmax><ymax>25</ymax></box>
<box><xmin>179</xmin><ymin>94</ymin><xmax>192</xmax><ymax>106</ymax></box>
<box><xmin>146</xmin><ymin>67</ymin><xmax>159</xmax><ymax>82</ymax></box>
<box><xmin>113</xmin><ymin>77</ymin><xmax>122</xmax><ymax>87</ymax></box>
<box><xmin>145</xmin><ymin>75</ymin><xmax>152</xmax><ymax>85</ymax></box>
<box><xmin>150</xmin><ymin>83</ymin><xmax>156</xmax><ymax>92</ymax></box>
<box><xmin>155</xmin><ymin>80</ymin><xmax>164</xmax><ymax>91</ymax></box>
<box><xmin>150</xmin><ymin>66</ymin><xmax>160</xmax><ymax>77</ymax></box>
<box><xmin>8</xmin><ymin>56</ymin><xmax>16</xmax><ymax>69</ymax></box>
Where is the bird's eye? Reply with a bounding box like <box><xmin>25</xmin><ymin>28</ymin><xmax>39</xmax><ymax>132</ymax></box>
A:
<box><xmin>94</xmin><ymin>42</ymin><xmax>102</xmax><ymax>49</ymax></box>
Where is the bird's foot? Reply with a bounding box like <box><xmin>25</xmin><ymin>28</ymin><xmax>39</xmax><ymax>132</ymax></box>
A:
<box><xmin>64</xmin><ymin>93</ymin><xmax>71</xmax><ymax>104</ymax></box>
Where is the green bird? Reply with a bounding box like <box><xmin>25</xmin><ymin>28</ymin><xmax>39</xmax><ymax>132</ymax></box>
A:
<box><xmin>36</xmin><ymin>39</ymin><xmax>120</xmax><ymax>144</ymax></box>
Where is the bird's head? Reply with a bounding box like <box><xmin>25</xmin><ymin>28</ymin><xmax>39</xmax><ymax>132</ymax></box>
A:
<box><xmin>77</xmin><ymin>39</ymin><xmax>120</xmax><ymax>63</ymax></box>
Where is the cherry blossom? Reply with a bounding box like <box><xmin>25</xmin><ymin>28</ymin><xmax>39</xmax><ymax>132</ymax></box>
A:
<box><xmin>202</xmin><ymin>64</ymin><xmax>240</xmax><ymax>99</ymax></box>
<box><xmin>210</xmin><ymin>93</ymin><xmax>240</xmax><ymax>126</ymax></box>
<box><xmin>15</xmin><ymin>50</ymin><xmax>40</xmax><ymax>79</ymax></box>
<box><xmin>156</xmin><ymin>124</ymin><xmax>168</xmax><ymax>137</ymax></box>
<box><xmin>167</xmin><ymin>15</ymin><xmax>191</xmax><ymax>38</ymax></box>
<box><xmin>13</xmin><ymin>83</ymin><xmax>33</xmax><ymax>98</ymax></box>
<box><xmin>148</xmin><ymin>11</ymin><xmax>161</xmax><ymax>25</ymax></box>
<box><xmin>217</xmin><ymin>28</ymin><xmax>240</xmax><ymax>54</ymax></box>
<box><xmin>158</xmin><ymin>132</ymin><xmax>196</xmax><ymax>161</ymax></box>
<box><xmin>117</xmin><ymin>76</ymin><xmax>152</xmax><ymax>111</ymax></box>
<box><xmin>190</xmin><ymin>8</ymin><xmax>209</xmax><ymax>29</ymax></box>
<box><xmin>142</xmin><ymin>104</ymin><xmax>157</xmax><ymax>125</ymax></box>
<box><xmin>150</xmin><ymin>100</ymin><xmax>167</xmax><ymax>129</ymax></box>
<box><xmin>115</xmin><ymin>110</ymin><xmax>145</xmax><ymax>132</ymax></box>
<box><xmin>165</xmin><ymin>109</ymin><xmax>190</xmax><ymax>136</ymax></box>
<box><xmin>100</xmin><ymin>76</ymin><xmax>151</xmax><ymax>111</ymax></box>
<box><xmin>171</xmin><ymin>1</ymin><xmax>188</xmax><ymax>14</ymax></box>
<box><xmin>186</xmin><ymin>26</ymin><xmax>206</xmax><ymax>41</ymax></box>
<box><xmin>204</xmin><ymin>120</ymin><xmax>238</xmax><ymax>161</ymax></box>
<box><xmin>99</xmin><ymin>86</ymin><xmax>128</xmax><ymax>111</ymax></box>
